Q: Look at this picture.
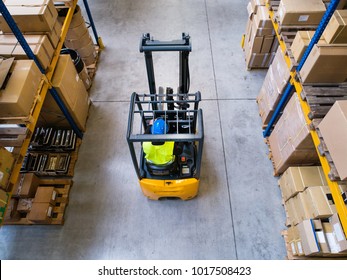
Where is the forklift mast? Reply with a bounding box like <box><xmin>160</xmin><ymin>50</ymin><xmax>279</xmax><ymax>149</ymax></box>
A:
<box><xmin>140</xmin><ymin>33</ymin><xmax>191</xmax><ymax>111</ymax></box>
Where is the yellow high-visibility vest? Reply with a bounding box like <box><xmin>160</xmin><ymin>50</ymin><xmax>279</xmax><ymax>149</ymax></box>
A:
<box><xmin>143</xmin><ymin>141</ymin><xmax>175</xmax><ymax>165</ymax></box>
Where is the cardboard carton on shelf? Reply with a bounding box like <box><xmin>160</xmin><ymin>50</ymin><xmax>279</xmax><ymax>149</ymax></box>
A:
<box><xmin>17</xmin><ymin>198</ymin><xmax>33</xmax><ymax>213</ymax></box>
<box><xmin>27</xmin><ymin>202</ymin><xmax>53</xmax><ymax>223</ymax></box>
<box><xmin>0</xmin><ymin>147</ymin><xmax>15</xmax><ymax>191</ymax></box>
<box><xmin>0</xmin><ymin>34</ymin><xmax>54</xmax><ymax>70</ymax></box>
<box><xmin>291</xmin><ymin>31</ymin><xmax>327</xmax><ymax>63</ymax></box>
<box><xmin>12</xmin><ymin>173</ymin><xmax>40</xmax><ymax>198</ymax></box>
<box><xmin>303</xmin><ymin>186</ymin><xmax>334</xmax><ymax>219</ymax></box>
<box><xmin>277</xmin><ymin>0</ymin><xmax>326</xmax><ymax>26</ymax></box>
<box><xmin>268</xmin><ymin>94</ymin><xmax>319</xmax><ymax>175</ymax></box>
<box><xmin>300</xmin><ymin>44</ymin><xmax>347</xmax><ymax>84</ymax></box>
<box><xmin>318</xmin><ymin>100</ymin><xmax>347</xmax><ymax>181</ymax></box>
<box><xmin>34</xmin><ymin>186</ymin><xmax>57</xmax><ymax>205</ymax></box>
<box><xmin>278</xmin><ymin>166</ymin><xmax>327</xmax><ymax>202</ymax></box>
<box><xmin>0</xmin><ymin>0</ymin><xmax>58</xmax><ymax>33</ymax></box>
<box><xmin>0</xmin><ymin>59</ymin><xmax>43</xmax><ymax>118</ymax></box>
<box><xmin>50</xmin><ymin>55</ymin><xmax>90</xmax><ymax>131</ymax></box>
<box><xmin>323</xmin><ymin>10</ymin><xmax>347</xmax><ymax>44</ymax></box>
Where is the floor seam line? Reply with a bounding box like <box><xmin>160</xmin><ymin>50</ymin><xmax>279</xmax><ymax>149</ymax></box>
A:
<box><xmin>204</xmin><ymin>0</ymin><xmax>239</xmax><ymax>260</ymax></box>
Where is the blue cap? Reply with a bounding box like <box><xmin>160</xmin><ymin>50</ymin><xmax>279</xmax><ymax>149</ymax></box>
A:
<box><xmin>151</xmin><ymin>118</ymin><xmax>169</xmax><ymax>134</ymax></box>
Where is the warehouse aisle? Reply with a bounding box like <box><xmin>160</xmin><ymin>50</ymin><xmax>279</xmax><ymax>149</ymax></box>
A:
<box><xmin>0</xmin><ymin>0</ymin><xmax>286</xmax><ymax>259</ymax></box>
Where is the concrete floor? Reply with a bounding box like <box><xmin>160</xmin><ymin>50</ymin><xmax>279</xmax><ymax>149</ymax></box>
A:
<box><xmin>0</xmin><ymin>0</ymin><xmax>287</xmax><ymax>259</ymax></box>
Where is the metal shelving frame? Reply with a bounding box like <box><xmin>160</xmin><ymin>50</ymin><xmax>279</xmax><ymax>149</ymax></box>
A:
<box><xmin>263</xmin><ymin>0</ymin><xmax>347</xmax><ymax>237</ymax></box>
<box><xmin>0</xmin><ymin>0</ymin><xmax>86</xmax><ymax>225</ymax></box>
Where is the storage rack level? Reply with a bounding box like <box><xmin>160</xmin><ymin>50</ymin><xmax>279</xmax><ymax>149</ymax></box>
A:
<box><xmin>0</xmin><ymin>0</ymin><xmax>79</xmax><ymax>225</ymax></box>
<box><xmin>265</xmin><ymin>0</ymin><xmax>347</xmax><ymax>238</ymax></box>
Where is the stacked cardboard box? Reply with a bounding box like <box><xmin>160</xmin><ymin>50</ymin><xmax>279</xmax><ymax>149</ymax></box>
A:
<box><xmin>287</xmin><ymin>215</ymin><xmax>347</xmax><ymax>257</ymax></box>
<box><xmin>268</xmin><ymin>94</ymin><xmax>319</xmax><ymax>175</ymax></box>
<box><xmin>0</xmin><ymin>59</ymin><xmax>43</xmax><ymax>118</ymax></box>
<box><xmin>243</xmin><ymin>1</ymin><xmax>277</xmax><ymax>69</ymax></box>
<box><xmin>0</xmin><ymin>147</ymin><xmax>15</xmax><ymax>191</ymax></box>
<box><xmin>0</xmin><ymin>34</ymin><xmax>54</xmax><ymax>69</ymax></box>
<box><xmin>60</xmin><ymin>5</ymin><xmax>96</xmax><ymax>67</ymax></box>
<box><xmin>277</xmin><ymin>0</ymin><xmax>326</xmax><ymax>26</ymax></box>
<box><xmin>256</xmin><ymin>47</ymin><xmax>290</xmax><ymax>126</ymax></box>
<box><xmin>12</xmin><ymin>173</ymin><xmax>40</xmax><ymax>198</ymax></box>
<box><xmin>27</xmin><ymin>186</ymin><xmax>56</xmax><ymax>223</ymax></box>
<box><xmin>40</xmin><ymin>55</ymin><xmax>91</xmax><ymax>131</ymax></box>
<box><xmin>318</xmin><ymin>101</ymin><xmax>347</xmax><ymax>181</ymax></box>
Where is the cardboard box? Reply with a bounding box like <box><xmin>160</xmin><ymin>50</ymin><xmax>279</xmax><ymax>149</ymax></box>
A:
<box><xmin>0</xmin><ymin>147</ymin><xmax>15</xmax><ymax>191</ymax></box>
<box><xmin>0</xmin><ymin>0</ymin><xmax>58</xmax><ymax>33</ymax></box>
<box><xmin>323</xmin><ymin>10</ymin><xmax>347</xmax><ymax>44</ymax></box>
<box><xmin>294</xmin><ymin>192</ymin><xmax>311</xmax><ymax>223</ymax></box>
<box><xmin>51</xmin><ymin>55</ymin><xmax>90</xmax><ymax>131</ymax></box>
<box><xmin>34</xmin><ymin>186</ymin><xmax>56</xmax><ymax>204</ymax></box>
<box><xmin>291</xmin><ymin>31</ymin><xmax>327</xmax><ymax>63</ymax></box>
<box><xmin>65</xmin><ymin>29</ymin><xmax>93</xmax><ymax>50</ymax></box>
<box><xmin>27</xmin><ymin>202</ymin><xmax>52</xmax><ymax>223</ymax></box>
<box><xmin>268</xmin><ymin>94</ymin><xmax>319</xmax><ymax>175</ymax></box>
<box><xmin>12</xmin><ymin>173</ymin><xmax>40</xmax><ymax>198</ymax></box>
<box><xmin>4</xmin><ymin>198</ymin><xmax>20</xmax><ymax>221</ymax></box>
<box><xmin>285</xmin><ymin>197</ymin><xmax>301</xmax><ymax>226</ymax></box>
<box><xmin>0</xmin><ymin>188</ymin><xmax>8</xmax><ymax>208</ymax></box>
<box><xmin>303</xmin><ymin>186</ymin><xmax>334</xmax><ymax>219</ymax></box>
<box><xmin>246</xmin><ymin>52</ymin><xmax>273</xmax><ymax>69</ymax></box>
<box><xmin>0</xmin><ymin>34</ymin><xmax>54</xmax><ymax>69</ymax></box>
<box><xmin>297</xmin><ymin>220</ymin><xmax>320</xmax><ymax>256</ymax></box>
<box><xmin>254</xmin><ymin>6</ymin><xmax>272</xmax><ymax>29</ymax></box>
<box><xmin>251</xmin><ymin>18</ymin><xmax>275</xmax><ymax>37</ymax></box>
<box><xmin>278</xmin><ymin>166</ymin><xmax>327</xmax><ymax>202</ymax></box>
<box><xmin>277</xmin><ymin>0</ymin><xmax>326</xmax><ymax>26</ymax></box>
<box><xmin>0</xmin><ymin>59</ymin><xmax>42</xmax><ymax>117</ymax></box>
<box><xmin>300</xmin><ymin>45</ymin><xmax>347</xmax><ymax>84</ymax></box>
<box><xmin>251</xmin><ymin>0</ymin><xmax>265</xmax><ymax>14</ymax></box>
<box><xmin>261</xmin><ymin>35</ymin><xmax>274</xmax><ymax>53</ymax></box>
<box><xmin>256</xmin><ymin>47</ymin><xmax>290</xmax><ymax>126</ymax></box>
<box><xmin>17</xmin><ymin>198</ymin><xmax>33</xmax><ymax>213</ymax></box>
<box><xmin>329</xmin><ymin>213</ymin><xmax>347</xmax><ymax>253</ymax></box>
<box><xmin>318</xmin><ymin>101</ymin><xmax>347</xmax><ymax>180</ymax></box>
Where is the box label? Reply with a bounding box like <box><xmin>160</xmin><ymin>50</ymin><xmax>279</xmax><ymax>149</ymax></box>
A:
<box><xmin>297</xmin><ymin>241</ymin><xmax>303</xmax><ymax>254</ymax></box>
<box><xmin>326</xmin><ymin>232</ymin><xmax>341</xmax><ymax>253</ymax></box>
<box><xmin>52</xmin><ymin>190</ymin><xmax>57</xmax><ymax>201</ymax></box>
<box><xmin>290</xmin><ymin>242</ymin><xmax>297</xmax><ymax>255</ymax></box>
<box><xmin>333</xmin><ymin>222</ymin><xmax>345</xmax><ymax>242</ymax></box>
<box><xmin>316</xmin><ymin>231</ymin><xmax>326</xmax><ymax>243</ymax></box>
<box><xmin>0</xmin><ymin>171</ymin><xmax>3</xmax><ymax>182</ymax></box>
<box><xmin>47</xmin><ymin>206</ymin><xmax>53</xmax><ymax>217</ymax></box>
<box><xmin>299</xmin><ymin>15</ymin><xmax>309</xmax><ymax>22</ymax></box>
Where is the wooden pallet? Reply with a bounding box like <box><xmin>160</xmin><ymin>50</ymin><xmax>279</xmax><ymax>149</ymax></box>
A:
<box><xmin>300</xmin><ymin>86</ymin><xmax>347</xmax><ymax>120</ymax></box>
<box><xmin>5</xmin><ymin>179</ymin><xmax>72</xmax><ymax>225</ymax></box>
<box><xmin>0</xmin><ymin>126</ymin><xmax>30</xmax><ymax>147</ymax></box>
<box><xmin>86</xmin><ymin>45</ymin><xmax>101</xmax><ymax>82</ymax></box>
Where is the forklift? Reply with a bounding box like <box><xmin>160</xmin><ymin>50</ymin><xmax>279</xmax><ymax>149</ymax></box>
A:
<box><xmin>126</xmin><ymin>33</ymin><xmax>204</xmax><ymax>200</ymax></box>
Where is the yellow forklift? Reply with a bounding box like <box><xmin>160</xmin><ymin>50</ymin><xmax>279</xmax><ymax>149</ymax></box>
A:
<box><xmin>126</xmin><ymin>33</ymin><xmax>204</xmax><ymax>200</ymax></box>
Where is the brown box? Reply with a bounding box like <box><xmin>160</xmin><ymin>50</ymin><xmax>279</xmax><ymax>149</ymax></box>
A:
<box><xmin>4</xmin><ymin>198</ymin><xmax>20</xmax><ymax>222</ymax></box>
<box><xmin>51</xmin><ymin>55</ymin><xmax>90</xmax><ymax>131</ymax></box>
<box><xmin>34</xmin><ymin>186</ymin><xmax>56</xmax><ymax>204</ymax></box>
<box><xmin>254</xmin><ymin>6</ymin><xmax>272</xmax><ymax>29</ymax></box>
<box><xmin>297</xmin><ymin>220</ymin><xmax>320</xmax><ymax>256</ymax></box>
<box><xmin>0</xmin><ymin>188</ymin><xmax>8</xmax><ymax>208</ymax></box>
<box><xmin>65</xmin><ymin>30</ymin><xmax>93</xmax><ymax>50</ymax></box>
<box><xmin>318</xmin><ymin>101</ymin><xmax>347</xmax><ymax>180</ymax></box>
<box><xmin>12</xmin><ymin>173</ymin><xmax>40</xmax><ymax>198</ymax></box>
<box><xmin>278</xmin><ymin>166</ymin><xmax>327</xmax><ymax>202</ymax></box>
<box><xmin>0</xmin><ymin>34</ymin><xmax>54</xmax><ymax>69</ymax></box>
<box><xmin>294</xmin><ymin>192</ymin><xmax>310</xmax><ymax>223</ymax></box>
<box><xmin>329</xmin><ymin>213</ymin><xmax>347</xmax><ymax>253</ymax></box>
<box><xmin>277</xmin><ymin>0</ymin><xmax>326</xmax><ymax>26</ymax></box>
<box><xmin>303</xmin><ymin>186</ymin><xmax>334</xmax><ymax>219</ymax></box>
<box><xmin>246</xmin><ymin>52</ymin><xmax>273</xmax><ymax>69</ymax></box>
<box><xmin>251</xmin><ymin>0</ymin><xmax>265</xmax><ymax>14</ymax></box>
<box><xmin>0</xmin><ymin>147</ymin><xmax>15</xmax><ymax>191</ymax></box>
<box><xmin>300</xmin><ymin>45</ymin><xmax>347</xmax><ymax>84</ymax></box>
<box><xmin>291</xmin><ymin>31</ymin><xmax>327</xmax><ymax>63</ymax></box>
<box><xmin>17</xmin><ymin>198</ymin><xmax>33</xmax><ymax>213</ymax></box>
<box><xmin>0</xmin><ymin>0</ymin><xmax>58</xmax><ymax>33</ymax></box>
<box><xmin>285</xmin><ymin>197</ymin><xmax>300</xmax><ymax>226</ymax></box>
<box><xmin>323</xmin><ymin>10</ymin><xmax>347</xmax><ymax>44</ymax></box>
<box><xmin>27</xmin><ymin>202</ymin><xmax>52</xmax><ymax>223</ymax></box>
<box><xmin>261</xmin><ymin>35</ymin><xmax>274</xmax><ymax>53</ymax></box>
<box><xmin>268</xmin><ymin>94</ymin><xmax>319</xmax><ymax>175</ymax></box>
<box><xmin>257</xmin><ymin>47</ymin><xmax>290</xmax><ymax>126</ymax></box>
<box><xmin>251</xmin><ymin>18</ymin><xmax>275</xmax><ymax>37</ymax></box>
<box><xmin>0</xmin><ymin>59</ymin><xmax>42</xmax><ymax>117</ymax></box>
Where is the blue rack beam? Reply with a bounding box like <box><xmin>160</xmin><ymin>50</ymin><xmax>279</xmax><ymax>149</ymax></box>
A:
<box><xmin>263</xmin><ymin>0</ymin><xmax>341</xmax><ymax>138</ymax></box>
<box><xmin>82</xmin><ymin>0</ymin><xmax>104</xmax><ymax>48</ymax></box>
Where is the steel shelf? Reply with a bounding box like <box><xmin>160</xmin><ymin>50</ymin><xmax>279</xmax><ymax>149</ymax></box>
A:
<box><xmin>0</xmin><ymin>0</ymin><xmax>79</xmax><ymax>225</ymax></box>
<box><xmin>264</xmin><ymin>0</ymin><xmax>347</xmax><ymax>238</ymax></box>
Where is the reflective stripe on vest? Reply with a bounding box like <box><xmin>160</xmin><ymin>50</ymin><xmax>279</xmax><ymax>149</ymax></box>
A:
<box><xmin>143</xmin><ymin>141</ymin><xmax>175</xmax><ymax>165</ymax></box>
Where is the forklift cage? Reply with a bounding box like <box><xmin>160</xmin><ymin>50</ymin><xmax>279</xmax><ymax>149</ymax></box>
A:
<box><xmin>126</xmin><ymin>92</ymin><xmax>204</xmax><ymax>181</ymax></box>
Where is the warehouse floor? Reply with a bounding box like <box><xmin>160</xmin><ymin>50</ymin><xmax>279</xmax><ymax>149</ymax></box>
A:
<box><xmin>0</xmin><ymin>0</ymin><xmax>287</xmax><ymax>259</ymax></box>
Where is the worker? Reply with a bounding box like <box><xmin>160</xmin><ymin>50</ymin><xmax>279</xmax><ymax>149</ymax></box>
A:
<box><xmin>143</xmin><ymin>118</ymin><xmax>181</xmax><ymax>165</ymax></box>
